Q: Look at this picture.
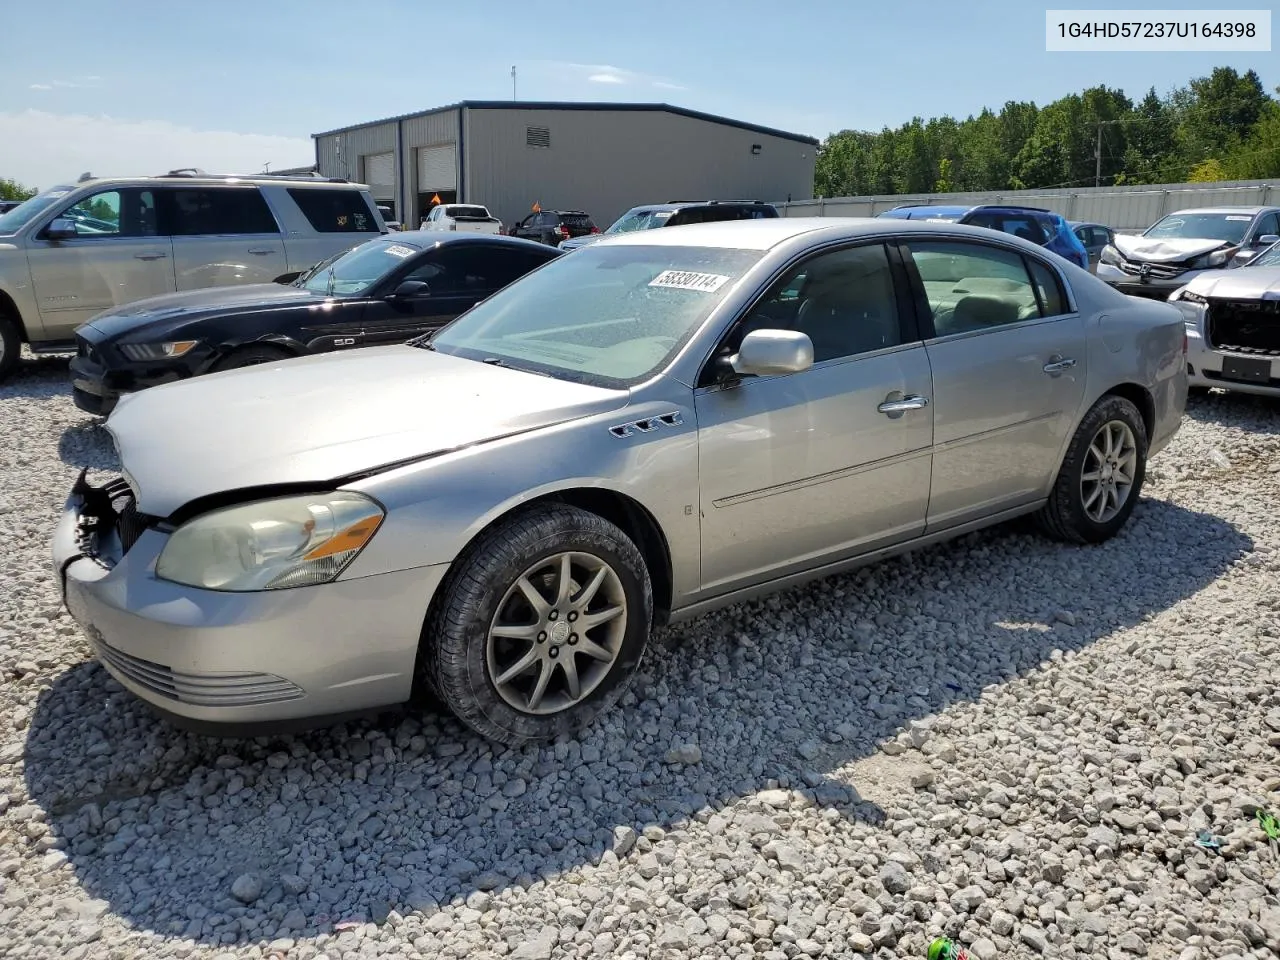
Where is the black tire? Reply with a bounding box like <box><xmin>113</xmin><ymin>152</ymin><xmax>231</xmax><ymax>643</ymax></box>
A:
<box><xmin>1036</xmin><ymin>394</ymin><xmax>1148</xmax><ymax>545</ymax></box>
<box><xmin>421</xmin><ymin>503</ymin><xmax>653</xmax><ymax>745</ymax></box>
<box><xmin>210</xmin><ymin>344</ymin><xmax>293</xmax><ymax>373</ymax></box>
<box><xmin>0</xmin><ymin>313</ymin><xmax>21</xmax><ymax>382</ymax></box>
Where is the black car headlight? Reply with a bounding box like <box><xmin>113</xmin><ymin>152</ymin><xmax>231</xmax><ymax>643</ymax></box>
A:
<box><xmin>118</xmin><ymin>340</ymin><xmax>199</xmax><ymax>362</ymax></box>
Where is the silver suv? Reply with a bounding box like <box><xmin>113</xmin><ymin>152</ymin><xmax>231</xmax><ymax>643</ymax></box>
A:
<box><xmin>0</xmin><ymin>171</ymin><xmax>386</xmax><ymax>379</ymax></box>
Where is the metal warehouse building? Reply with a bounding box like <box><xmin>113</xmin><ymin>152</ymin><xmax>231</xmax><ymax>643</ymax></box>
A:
<box><xmin>312</xmin><ymin>100</ymin><xmax>817</xmax><ymax>230</ymax></box>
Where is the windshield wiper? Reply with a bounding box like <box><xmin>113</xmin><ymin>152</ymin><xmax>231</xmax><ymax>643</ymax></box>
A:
<box><xmin>325</xmin><ymin>268</ymin><xmax>336</xmax><ymax>297</ymax></box>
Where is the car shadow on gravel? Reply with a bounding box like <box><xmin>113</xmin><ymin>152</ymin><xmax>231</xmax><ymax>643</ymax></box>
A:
<box><xmin>22</xmin><ymin>497</ymin><xmax>1251</xmax><ymax>948</ymax></box>
<box><xmin>57</xmin><ymin>421</ymin><xmax>118</xmax><ymax>471</ymax></box>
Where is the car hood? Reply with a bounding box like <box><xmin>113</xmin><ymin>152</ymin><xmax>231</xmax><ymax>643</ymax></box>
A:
<box><xmin>106</xmin><ymin>346</ymin><xmax>629</xmax><ymax>517</ymax></box>
<box><xmin>560</xmin><ymin>234</ymin><xmax>606</xmax><ymax>250</ymax></box>
<box><xmin>1113</xmin><ymin>235</ymin><xmax>1231</xmax><ymax>263</ymax></box>
<box><xmin>83</xmin><ymin>283</ymin><xmax>325</xmax><ymax>338</ymax></box>
<box><xmin>1181</xmin><ymin>266</ymin><xmax>1280</xmax><ymax>299</ymax></box>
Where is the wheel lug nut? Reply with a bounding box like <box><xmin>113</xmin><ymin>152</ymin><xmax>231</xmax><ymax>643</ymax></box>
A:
<box><xmin>569</xmin><ymin>634</ymin><xmax>578</xmax><ymax>645</ymax></box>
<box><xmin>549</xmin><ymin>610</ymin><xmax>558</xmax><ymax>620</ymax></box>
<box><xmin>537</xmin><ymin>632</ymin><xmax>546</xmax><ymax>643</ymax></box>
<box><xmin>567</xmin><ymin>611</ymin><xmax>577</xmax><ymax>622</ymax></box>
<box><xmin>549</xmin><ymin>647</ymin><xmax>559</xmax><ymax>658</ymax></box>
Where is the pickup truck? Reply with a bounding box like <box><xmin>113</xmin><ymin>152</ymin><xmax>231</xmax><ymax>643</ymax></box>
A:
<box><xmin>422</xmin><ymin>203</ymin><xmax>503</xmax><ymax>235</ymax></box>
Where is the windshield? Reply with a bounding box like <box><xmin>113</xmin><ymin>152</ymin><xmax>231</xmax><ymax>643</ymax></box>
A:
<box><xmin>0</xmin><ymin>186</ymin><xmax>75</xmax><ymax>234</ymax></box>
<box><xmin>1144</xmin><ymin>213</ymin><xmax>1251</xmax><ymax>244</ymax></box>
<box><xmin>298</xmin><ymin>238</ymin><xmax>420</xmax><ymax>296</ymax></box>
<box><xmin>605</xmin><ymin>209</ymin><xmax>674</xmax><ymax>234</ymax></box>
<box><xmin>1250</xmin><ymin>242</ymin><xmax>1280</xmax><ymax>268</ymax></box>
<box><xmin>429</xmin><ymin>243</ymin><xmax>763</xmax><ymax>387</ymax></box>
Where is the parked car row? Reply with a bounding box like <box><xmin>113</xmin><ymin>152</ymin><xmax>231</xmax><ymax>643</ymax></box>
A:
<box><xmin>48</xmin><ymin>211</ymin><xmax>1188</xmax><ymax>746</ymax></box>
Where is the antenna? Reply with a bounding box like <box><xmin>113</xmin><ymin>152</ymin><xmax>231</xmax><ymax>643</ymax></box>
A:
<box><xmin>511</xmin><ymin>65</ymin><xmax>517</xmax><ymax>101</ymax></box>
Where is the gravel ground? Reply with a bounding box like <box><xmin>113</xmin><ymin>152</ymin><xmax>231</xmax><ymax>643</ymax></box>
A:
<box><xmin>2</xmin><ymin>356</ymin><xmax>1279</xmax><ymax>960</ymax></box>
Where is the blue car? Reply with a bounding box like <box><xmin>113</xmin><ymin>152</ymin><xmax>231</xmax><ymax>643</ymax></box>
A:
<box><xmin>878</xmin><ymin>204</ymin><xmax>1090</xmax><ymax>270</ymax></box>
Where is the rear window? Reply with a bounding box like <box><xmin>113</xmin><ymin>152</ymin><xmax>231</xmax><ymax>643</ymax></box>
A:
<box><xmin>560</xmin><ymin>213</ymin><xmax>595</xmax><ymax>228</ymax></box>
<box><xmin>164</xmin><ymin>187</ymin><xmax>279</xmax><ymax>236</ymax></box>
<box><xmin>287</xmin><ymin>188</ymin><xmax>379</xmax><ymax>233</ymax></box>
<box><xmin>446</xmin><ymin>205</ymin><xmax>492</xmax><ymax>220</ymax></box>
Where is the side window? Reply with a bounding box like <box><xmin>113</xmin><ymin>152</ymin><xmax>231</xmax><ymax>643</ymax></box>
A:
<box><xmin>484</xmin><ymin>248</ymin><xmax>555</xmax><ymax>289</ymax></box>
<box><xmin>1026</xmin><ymin>259</ymin><xmax>1068</xmax><ymax>317</ymax></box>
<box><xmin>58</xmin><ymin>189</ymin><xmax>158</xmax><ymax>238</ymax></box>
<box><xmin>1000</xmin><ymin>216</ymin><xmax>1047</xmax><ymax>245</ymax></box>
<box><xmin>737</xmin><ymin>243</ymin><xmax>902</xmax><ymax>363</ymax></box>
<box><xmin>164</xmin><ymin>188</ymin><xmax>279</xmax><ymax>236</ymax></box>
<box><xmin>287</xmin><ymin>189</ymin><xmax>377</xmax><ymax>233</ymax></box>
<box><xmin>1254</xmin><ymin>212</ymin><xmax>1280</xmax><ymax>239</ymax></box>
<box><xmin>906</xmin><ymin>241</ymin><xmax>1044</xmax><ymax>336</ymax></box>
<box><xmin>411</xmin><ymin>247</ymin><xmax>499</xmax><ymax>295</ymax></box>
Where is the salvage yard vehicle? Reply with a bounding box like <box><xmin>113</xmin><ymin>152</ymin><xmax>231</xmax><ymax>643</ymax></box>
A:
<box><xmin>1171</xmin><ymin>238</ymin><xmax>1280</xmax><ymax>397</ymax></box>
<box><xmin>510</xmin><ymin>209</ymin><xmax>598</xmax><ymax>245</ymax></box>
<box><xmin>68</xmin><ymin>233</ymin><xmax>559</xmax><ymax>415</ymax></box>
<box><xmin>1070</xmin><ymin>220</ymin><xmax>1116</xmax><ymax>273</ymax></box>
<box><xmin>1096</xmin><ymin>205</ymin><xmax>1280</xmax><ymax>300</ymax></box>
<box><xmin>422</xmin><ymin>204</ymin><xmax>504</xmax><ymax>234</ymax></box>
<box><xmin>53</xmin><ymin>217</ymin><xmax>1187</xmax><ymax>744</ymax></box>
<box><xmin>559</xmin><ymin>200</ymin><xmax>780</xmax><ymax>251</ymax></box>
<box><xmin>0</xmin><ymin>171</ymin><xmax>387</xmax><ymax>381</ymax></box>
<box><xmin>877</xmin><ymin>204</ymin><xmax>1091</xmax><ymax>271</ymax></box>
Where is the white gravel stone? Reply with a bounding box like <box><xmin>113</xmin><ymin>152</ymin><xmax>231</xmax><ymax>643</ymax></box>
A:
<box><xmin>4</xmin><ymin>368</ymin><xmax>1280</xmax><ymax>959</ymax></box>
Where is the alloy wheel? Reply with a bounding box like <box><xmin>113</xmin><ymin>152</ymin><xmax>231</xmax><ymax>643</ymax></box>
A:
<box><xmin>1080</xmin><ymin>419</ymin><xmax>1138</xmax><ymax>523</ymax></box>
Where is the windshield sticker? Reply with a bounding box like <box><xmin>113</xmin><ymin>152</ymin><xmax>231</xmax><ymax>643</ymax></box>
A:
<box><xmin>1226</xmin><ymin>215</ymin><xmax>1252</xmax><ymax>221</ymax></box>
<box><xmin>383</xmin><ymin>244</ymin><xmax>415</xmax><ymax>258</ymax></box>
<box><xmin>45</xmin><ymin>191</ymin><xmax>69</xmax><ymax>199</ymax></box>
<box><xmin>649</xmin><ymin>270</ymin><xmax>731</xmax><ymax>292</ymax></box>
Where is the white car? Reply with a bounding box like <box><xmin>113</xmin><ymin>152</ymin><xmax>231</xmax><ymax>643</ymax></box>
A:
<box><xmin>422</xmin><ymin>204</ymin><xmax>503</xmax><ymax>235</ymax></box>
<box><xmin>1096</xmin><ymin>206</ymin><xmax>1280</xmax><ymax>301</ymax></box>
<box><xmin>1170</xmin><ymin>239</ymin><xmax>1280</xmax><ymax>397</ymax></box>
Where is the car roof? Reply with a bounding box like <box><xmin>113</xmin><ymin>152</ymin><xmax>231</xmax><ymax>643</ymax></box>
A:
<box><xmin>42</xmin><ymin>174</ymin><xmax>370</xmax><ymax>190</ymax></box>
<box><xmin>1162</xmin><ymin>206</ymin><xmax>1275</xmax><ymax>216</ymax></box>
<box><xmin>623</xmin><ymin>201</ymin><xmax>773</xmax><ymax>214</ymax></box>
<box><xmin>591</xmin><ymin>216</ymin><xmax>1060</xmax><ymax>252</ymax></box>
<box><xmin>375</xmin><ymin>231</ymin><xmax>555</xmax><ymax>252</ymax></box>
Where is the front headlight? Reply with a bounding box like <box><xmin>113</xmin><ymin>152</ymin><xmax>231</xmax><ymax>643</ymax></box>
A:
<box><xmin>1099</xmin><ymin>245</ymin><xmax>1122</xmax><ymax>266</ymax></box>
<box><xmin>156</xmin><ymin>492</ymin><xmax>385</xmax><ymax>592</ymax></box>
<box><xmin>118</xmin><ymin>340</ymin><xmax>199</xmax><ymax>362</ymax></box>
<box><xmin>1190</xmin><ymin>249</ymin><xmax>1230</xmax><ymax>270</ymax></box>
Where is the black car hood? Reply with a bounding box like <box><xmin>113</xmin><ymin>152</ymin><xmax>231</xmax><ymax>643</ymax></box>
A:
<box><xmin>82</xmin><ymin>284</ymin><xmax>329</xmax><ymax>339</ymax></box>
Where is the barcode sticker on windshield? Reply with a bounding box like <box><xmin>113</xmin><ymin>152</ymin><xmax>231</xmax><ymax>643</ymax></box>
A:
<box><xmin>1226</xmin><ymin>215</ymin><xmax>1252</xmax><ymax>221</ymax></box>
<box><xmin>383</xmin><ymin>244</ymin><xmax>415</xmax><ymax>258</ymax></box>
<box><xmin>649</xmin><ymin>270</ymin><xmax>731</xmax><ymax>292</ymax></box>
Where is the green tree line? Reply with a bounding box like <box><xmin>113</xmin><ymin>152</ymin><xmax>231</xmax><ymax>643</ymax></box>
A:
<box><xmin>0</xmin><ymin>179</ymin><xmax>37</xmax><ymax>202</ymax></box>
<box><xmin>815</xmin><ymin>67</ymin><xmax>1280</xmax><ymax>198</ymax></box>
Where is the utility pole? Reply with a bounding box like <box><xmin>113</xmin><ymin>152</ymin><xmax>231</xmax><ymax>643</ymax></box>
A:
<box><xmin>1095</xmin><ymin>124</ymin><xmax>1102</xmax><ymax>187</ymax></box>
<box><xmin>511</xmin><ymin>65</ymin><xmax>517</xmax><ymax>101</ymax></box>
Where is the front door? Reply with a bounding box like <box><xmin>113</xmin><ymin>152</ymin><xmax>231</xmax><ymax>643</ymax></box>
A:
<box><xmin>160</xmin><ymin>186</ymin><xmax>287</xmax><ymax>290</ymax></box>
<box><xmin>901</xmin><ymin>238</ymin><xmax>1087</xmax><ymax>530</ymax></box>
<box><xmin>26</xmin><ymin>187</ymin><xmax>174</xmax><ymax>340</ymax></box>
<box><xmin>694</xmin><ymin>242</ymin><xmax>934</xmax><ymax>594</ymax></box>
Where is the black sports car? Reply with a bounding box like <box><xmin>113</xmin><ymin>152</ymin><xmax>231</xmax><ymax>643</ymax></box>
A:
<box><xmin>69</xmin><ymin>232</ymin><xmax>560</xmax><ymax>415</ymax></box>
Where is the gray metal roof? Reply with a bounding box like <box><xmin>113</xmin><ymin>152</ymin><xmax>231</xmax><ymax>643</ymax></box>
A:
<box><xmin>312</xmin><ymin>100</ymin><xmax>818</xmax><ymax>146</ymax></box>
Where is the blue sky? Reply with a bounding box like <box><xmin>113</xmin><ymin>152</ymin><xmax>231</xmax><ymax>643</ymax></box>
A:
<box><xmin>1</xmin><ymin>0</ymin><xmax>1276</xmax><ymax>187</ymax></box>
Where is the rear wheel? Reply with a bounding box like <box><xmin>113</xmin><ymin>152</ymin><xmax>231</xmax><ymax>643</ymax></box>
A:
<box><xmin>210</xmin><ymin>345</ymin><xmax>293</xmax><ymax>372</ymax></box>
<box><xmin>0</xmin><ymin>313</ymin><xmax>20</xmax><ymax>381</ymax></box>
<box><xmin>421</xmin><ymin>503</ymin><xmax>652</xmax><ymax>745</ymax></box>
<box><xmin>1036</xmin><ymin>394</ymin><xmax>1148</xmax><ymax>544</ymax></box>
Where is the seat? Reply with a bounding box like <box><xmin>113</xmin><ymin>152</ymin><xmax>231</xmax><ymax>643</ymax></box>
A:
<box><xmin>794</xmin><ymin>276</ymin><xmax>898</xmax><ymax>361</ymax></box>
<box><xmin>950</xmin><ymin>295</ymin><xmax>1022</xmax><ymax>333</ymax></box>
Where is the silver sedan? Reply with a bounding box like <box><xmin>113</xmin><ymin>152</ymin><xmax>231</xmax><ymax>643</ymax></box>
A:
<box><xmin>52</xmin><ymin>218</ymin><xmax>1188</xmax><ymax>744</ymax></box>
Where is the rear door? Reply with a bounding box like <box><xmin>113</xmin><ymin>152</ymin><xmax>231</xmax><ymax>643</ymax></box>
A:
<box><xmin>281</xmin><ymin>187</ymin><xmax>382</xmax><ymax>271</ymax></box>
<box><xmin>361</xmin><ymin>243</ymin><xmax>554</xmax><ymax>345</ymax></box>
<box><xmin>902</xmin><ymin>238</ymin><xmax>1086</xmax><ymax>530</ymax></box>
<box><xmin>160</xmin><ymin>186</ymin><xmax>287</xmax><ymax>289</ymax></box>
<box><xmin>26</xmin><ymin>186</ymin><xmax>174</xmax><ymax>340</ymax></box>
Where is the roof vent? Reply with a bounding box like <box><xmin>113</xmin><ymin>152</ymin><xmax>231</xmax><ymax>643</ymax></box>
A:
<box><xmin>525</xmin><ymin>125</ymin><xmax>551</xmax><ymax>149</ymax></box>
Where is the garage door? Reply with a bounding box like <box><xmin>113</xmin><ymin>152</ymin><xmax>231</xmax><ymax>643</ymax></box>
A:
<box><xmin>363</xmin><ymin>152</ymin><xmax>394</xmax><ymax>200</ymax></box>
<box><xmin>417</xmin><ymin>144</ymin><xmax>457</xmax><ymax>191</ymax></box>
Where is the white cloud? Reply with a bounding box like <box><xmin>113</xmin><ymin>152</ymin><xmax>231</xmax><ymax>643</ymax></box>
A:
<box><xmin>30</xmin><ymin>76</ymin><xmax>102</xmax><ymax>91</ymax></box>
<box><xmin>534</xmin><ymin>61</ymin><xmax>687</xmax><ymax>94</ymax></box>
<box><xmin>0</xmin><ymin>110</ymin><xmax>313</xmax><ymax>190</ymax></box>
<box><xmin>29</xmin><ymin>84</ymin><xmax>52</xmax><ymax>91</ymax></box>
<box><xmin>587</xmin><ymin>72</ymin><xmax>626</xmax><ymax>85</ymax></box>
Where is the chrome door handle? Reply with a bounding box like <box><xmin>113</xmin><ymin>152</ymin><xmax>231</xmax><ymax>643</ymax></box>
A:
<box><xmin>247</xmin><ymin>248</ymin><xmax>276</xmax><ymax>256</ymax></box>
<box><xmin>1043</xmin><ymin>356</ymin><xmax>1077</xmax><ymax>374</ymax></box>
<box><xmin>133</xmin><ymin>253</ymin><xmax>167</xmax><ymax>261</ymax></box>
<box><xmin>877</xmin><ymin>394</ymin><xmax>930</xmax><ymax>415</ymax></box>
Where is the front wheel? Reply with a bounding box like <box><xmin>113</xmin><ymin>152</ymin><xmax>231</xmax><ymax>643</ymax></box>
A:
<box><xmin>421</xmin><ymin>504</ymin><xmax>653</xmax><ymax>744</ymax></box>
<box><xmin>1036</xmin><ymin>394</ymin><xmax>1148</xmax><ymax>544</ymax></box>
<box><xmin>0</xmin><ymin>313</ymin><xmax>20</xmax><ymax>381</ymax></box>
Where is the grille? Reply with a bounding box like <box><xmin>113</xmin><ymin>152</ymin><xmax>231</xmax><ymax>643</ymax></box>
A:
<box><xmin>1206</xmin><ymin>299</ymin><xmax>1280</xmax><ymax>356</ymax></box>
<box><xmin>1117</xmin><ymin>259</ymin><xmax>1187</xmax><ymax>280</ymax></box>
<box><xmin>91</xmin><ymin>634</ymin><xmax>304</xmax><ymax>707</ymax></box>
<box><xmin>76</xmin><ymin>474</ymin><xmax>157</xmax><ymax>561</ymax></box>
<box><xmin>525</xmin><ymin>125</ymin><xmax>551</xmax><ymax>149</ymax></box>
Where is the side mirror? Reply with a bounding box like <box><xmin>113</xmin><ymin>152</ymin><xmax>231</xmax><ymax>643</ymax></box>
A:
<box><xmin>44</xmin><ymin>218</ymin><xmax>79</xmax><ymax>240</ymax></box>
<box><xmin>391</xmin><ymin>280</ymin><xmax>429</xmax><ymax>299</ymax></box>
<box><xmin>727</xmin><ymin>329</ymin><xmax>814</xmax><ymax>378</ymax></box>
<box><xmin>1256</xmin><ymin>234</ymin><xmax>1280</xmax><ymax>247</ymax></box>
